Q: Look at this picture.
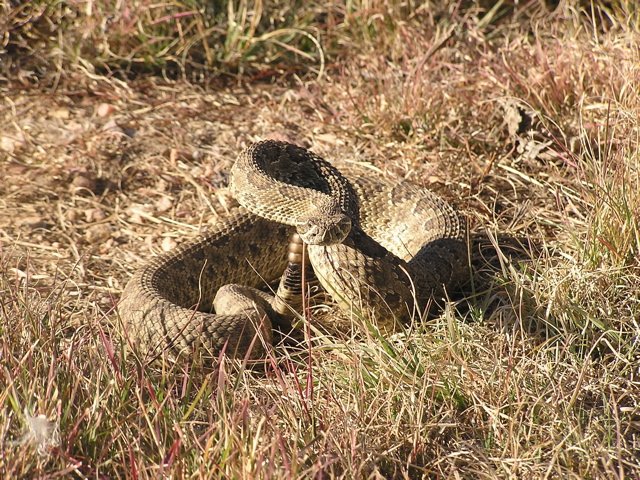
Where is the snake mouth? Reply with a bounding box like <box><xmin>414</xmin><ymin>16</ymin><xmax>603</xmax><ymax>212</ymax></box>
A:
<box><xmin>296</xmin><ymin>215</ymin><xmax>351</xmax><ymax>246</ymax></box>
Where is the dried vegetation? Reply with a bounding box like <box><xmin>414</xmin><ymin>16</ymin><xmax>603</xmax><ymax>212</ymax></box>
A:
<box><xmin>1</xmin><ymin>1</ymin><xmax>639</xmax><ymax>478</ymax></box>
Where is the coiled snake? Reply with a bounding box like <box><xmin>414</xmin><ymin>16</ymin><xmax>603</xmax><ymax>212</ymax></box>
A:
<box><xmin>118</xmin><ymin>141</ymin><xmax>467</xmax><ymax>360</ymax></box>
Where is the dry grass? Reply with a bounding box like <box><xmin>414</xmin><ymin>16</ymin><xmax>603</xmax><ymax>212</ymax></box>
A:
<box><xmin>1</xmin><ymin>1</ymin><xmax>639</xmax><ymax>478</ymax></box>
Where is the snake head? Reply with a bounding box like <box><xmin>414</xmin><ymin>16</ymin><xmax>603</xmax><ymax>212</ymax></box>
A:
<box><xmin>296</xmin><ymin>214</ymin><xmax>351</xmax><ymax>245</ymax></box>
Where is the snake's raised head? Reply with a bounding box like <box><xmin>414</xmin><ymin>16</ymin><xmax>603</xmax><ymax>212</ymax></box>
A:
<box><xmin>296</xmin><ymin>213</ymin><xmax>351</xmax><ymax>246</ymax></box>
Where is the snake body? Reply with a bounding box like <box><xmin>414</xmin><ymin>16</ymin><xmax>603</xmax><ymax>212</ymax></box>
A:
<box><xmin>119</xmin><ymin>141</ymin><xmax>467</xmax><ymax>360</ymax></box>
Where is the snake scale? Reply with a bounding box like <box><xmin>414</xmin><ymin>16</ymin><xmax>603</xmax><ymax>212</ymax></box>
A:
<box><xmin>118</xmin><ymin>141</ymin><xmax>467</xmax><ymax>360</ymax></box>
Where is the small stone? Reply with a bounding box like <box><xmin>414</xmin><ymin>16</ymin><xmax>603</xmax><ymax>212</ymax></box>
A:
<box><xmin>85</xmin><ymin>224</ymin><xmax>111</xmax><ymax>244</ymax></box>
<box><xmin>96</xmin><ymin>103</ymin><xmax>115</xmax><ymax>117</ymax></box>
<box><xmin>154</xmin><ymin>196</ymin><xmax>173</xmax><ymax>213</ymax></box>
<box><xmin>122</xmin><ymin>127</ymin><xmax>136</xmax><ymax>138</ymax></box>
<box><xmin>161</xmin><ymin>236</ymin><xmax>177</xmax><ymax>252</ymax></box>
